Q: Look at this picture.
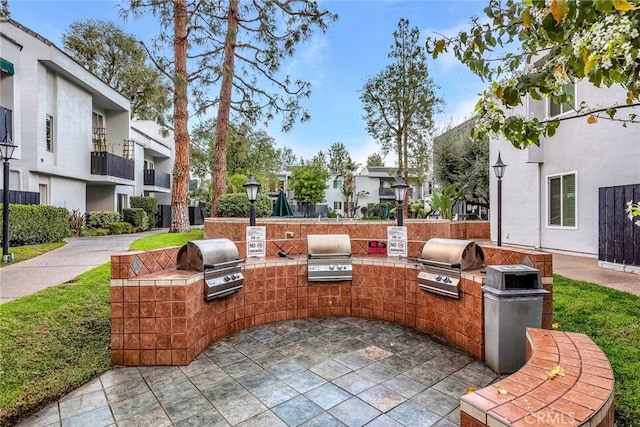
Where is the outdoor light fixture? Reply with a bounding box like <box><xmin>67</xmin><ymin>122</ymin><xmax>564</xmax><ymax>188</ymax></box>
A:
<box><xmin>243</xmin><ymin>170</ymin><xmax>260</xmax><ymax>227</ymax></box>
<box><xmin>392</xmin><ymin>169</ymin><xmax>409</xmax><ymax>227</ymax></box>
<box><xmin>492</xmin><ymin>151</ymin><xmax>507</xmax><ymax>247</ymax></box>
<box><xmin>1</xmin><ymin>139</ymin><xmax>17</xmax><ymax>262</ymax></box>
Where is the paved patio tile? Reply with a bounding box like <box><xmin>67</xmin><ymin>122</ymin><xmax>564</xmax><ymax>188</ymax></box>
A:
<box><xmin>214</xmin><ymin>393</ymin><xmax>267</xmax><ymax>425</ymax></box>
<box><xmin>174</xmin><ymin>408</ymin><xmax>229</xmax><ymax>427</ymax></box>
<box><xmin>410</xmin><ymin>388</ymin><xmax>459</xmax><ymax>416</ymax></box>
<box><xmin>328</xmin><ymin>397</ymin><xmax>381</xmax><ymax>427</ymax></box>
<box><xmin>382</xmin><ymin>374</ymin><xmax>428</xmax><ymax>398</ymax></box>
<box><xmin>110</xmin><ymin>390</ymin><xmax>160</xmax><ymax>422</ymax></box>
<box><xmin>387</xmin><ymin>400</ymin><xmax>440</xmax><ymax>427</ymax></box>
<box><xmin>272</xmin><ymin>395</ymin><xmax>323</xmax><ymax>426</ymax></box>
<box><xmin>60</xmin><ymin>405</ymin><xmax>113</xmax><ymax>427</ymax></box>
<box><xmin>283</xmin><ymin>369</ymin><xmax>327</xmax><ymax>393</ymax></box>
<box><xmin>357</xmin><ymin>385</ymin><xmax>406</xmax><ymax>412</ymax></box>
<box><xmin>251</xmin><ymin>381</ymin><xmax>300</xmax><ymax>408</ymax></box>
<box><xmin>116</xmin><ymin>406</ymin><xmax>172</xmax><ymax>427</ymax></box>
<box><xmin>332</xmin><ymin>372</ymin><xmax>378</xmax><ymax>395</ymax></box>
<box><xmin>304</xmin><ymin>382</ymin><xmax>351</xmax><ymax>410</ymax></box>
<box><xmin>310</xmin><ymin>360</ymin><xmax>352</xmax><ymax>381</ymax></box>
<box><xmin>300</xmin><ymin>412</ymin><xmax>347</xmax><ymax>426</ymax></box>
<box><xmin>162</xmin><ymin>391</ymin><xmax>213</xmax><ymax>424</ymax></box>
<box><xmin>59</xmin><ymin>389</ymin><xmax>108</xmax><ymax>420</ymax></box>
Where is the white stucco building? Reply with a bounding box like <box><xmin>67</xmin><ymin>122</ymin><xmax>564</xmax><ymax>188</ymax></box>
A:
<box><xmin>0</xmin><ymin>18</ymin><xmax>173</xmax><ymax>214</ymax></box>
<box><xmin>490</xmin><ymin>80</ymin><xmax>640</xmax><ymax>258</ymax></box>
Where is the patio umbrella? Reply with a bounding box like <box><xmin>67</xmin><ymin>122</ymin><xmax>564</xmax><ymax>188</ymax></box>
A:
<box><xmin>272</xmin><ymin>189</ymin><xmax>293</xmax><ymax>216</ymax></box>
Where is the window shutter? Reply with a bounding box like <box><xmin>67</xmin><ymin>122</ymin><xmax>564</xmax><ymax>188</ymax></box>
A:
<box><xmin>562</xmin><ymin>174</ymin><xmax>576</xmax><ymax>226</ymax></box>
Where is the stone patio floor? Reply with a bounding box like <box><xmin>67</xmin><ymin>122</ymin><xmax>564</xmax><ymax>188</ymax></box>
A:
<box><xmin>17</xmin><ymin>317</ymin><xmax>500</xmax><ymax>427</ymax></box>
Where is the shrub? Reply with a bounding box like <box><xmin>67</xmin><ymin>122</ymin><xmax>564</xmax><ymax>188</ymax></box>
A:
<box><xmin>68</xmin><ymin>209</ymin><xmax>85</xmax><ymax>237</ymax></box>
<box><xmin>217</xmin><ymin>193</ymin><xmax>272</xmax><ymax>217</ymax></box>
<box><xmin>107</xmin><ymin>221</ymin><xmax>134</xmax><ymax>235</ymax></box>
<box><xmin>83</xmin><ymin>228</ymin><xmax>110</xmax><ymax>236</ymax></box>
<box><xmin>0</xmin><ymin>204</ymin><xmax>69</xmax><ymax>245</ymax></box>
<box><xmin>130</xmin><ymin>196</ymin><xmax>158</xmax><ymax>229</ymax></box>
<box><xmin>86</xmin><ymin>211</ymin><xmax>121</xmax><ymax>229</ymax></box>
<box><xmin>122</xmin><ymin>208</ymin><xmax>149</xmax><ymax>232</ymax></box>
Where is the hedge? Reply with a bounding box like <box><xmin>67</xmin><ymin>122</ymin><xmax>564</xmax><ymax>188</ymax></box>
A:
<box><xmin>123</xmin><ymin>208</ymin><xmax>148</xmax><ymax>232</ymax></box>
<box><xmin>130</xmin><ymin>196</ymin><xmax>158</xmax><ymax>229</ymax></box>
<box><xmin>108</xmin><ymin>221</ymin><xmax>134</xmax><ymax>235</ymax></box>
<box><xmin>217</xmin><ymin>193</ymin><xmax>272</xmax><ymax>218</ymax></box>
<box><xmin>86</xmin><ymin>211</ymin><xmax>121</xmax><ymax>229</ymax></box>
<box><xmin>0</xmin><ymin>204</ymin><xmax>69</xmax><ymax>245</ymax></box>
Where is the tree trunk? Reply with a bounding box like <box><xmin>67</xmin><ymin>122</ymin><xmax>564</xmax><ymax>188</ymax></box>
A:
<box><xmin>170</xmin><ymin>0</ymin><xmax>191</xmax><ymax>232</ymax></box>
<box><xmin>211</xmin><ymin>0</ymin><xmax>239</xmax><ymax>216</ymax></box>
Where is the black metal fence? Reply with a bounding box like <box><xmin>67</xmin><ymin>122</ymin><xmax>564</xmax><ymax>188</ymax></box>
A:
<box><xmin>91</xmin><ymin>152</ymin><xmax>135</xmax><ymax>180</ymax></box>
<box><xmin>291</xmin><ymin>204</ymin><xmax>328</xmax><ymax>218</ymax></box>
<box><xmin>144</xmin><ymin>169</ymin><xmax>171</xmax><ymax>188</ymax></box>
<box><xmin>3</xmin><ymin>190</ymin><xmax>40</xmax><ymax>205</ymax></box>
<box><xmin>598</xmin><ymin>183</ymin><xmax>640</xmax><ymax>266</ymax></box>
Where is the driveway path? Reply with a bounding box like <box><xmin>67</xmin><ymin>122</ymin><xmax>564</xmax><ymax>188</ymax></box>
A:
<box><xmin>0</xmin><ymin>230</ymin><xmax>165</xmax><ymax>304</ymax></box>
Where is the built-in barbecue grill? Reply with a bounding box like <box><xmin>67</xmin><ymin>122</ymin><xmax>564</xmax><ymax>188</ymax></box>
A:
<box><xmin>177</xmin><ymin>239</ymin><xmax>244</xmax><ymax>300</ymax></box>
<box><xmin>417</xmin><ymin>238</ymin><xmax>485</xmax><ymax>299</ymax></box>
<box><xmin>307</xmin><ymin>234</ymin><xmax>352</xmax><ymax>282</ymax></box>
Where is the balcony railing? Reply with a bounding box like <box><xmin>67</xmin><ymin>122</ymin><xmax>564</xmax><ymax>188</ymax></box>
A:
<box><xmin>379</xmin><ymin>187</ymin><xmax>414</xmax><ymax>198</ymax></box>
<box><xmin>91</xmin><ymin>152</ymin><xmax>134</xmax><ymax>180</ymax></box>
<box><xmin>144</xmin><ymin>169</ymin><xmax>171</xmax><ymax>189</ymax></box>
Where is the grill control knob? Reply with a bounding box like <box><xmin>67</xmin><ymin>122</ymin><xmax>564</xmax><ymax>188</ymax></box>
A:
<box><xmin>329</xmin><ymin>265</ymin><xmax>335</xmax><ymax>270</ymax></box>
<box><xmin>435</xmin><ymin>275</ymin><xmax>442</xmax><ymax>281</ymax></box>
<box><xmin>443</xmin><ymin>277</ymin><xmax>452</xmax><ymax>284</ymax></box>
<box><xmin>224</xmin><ymin>276</ymin><xmax>231</xmax><ymax>282</ymax></box>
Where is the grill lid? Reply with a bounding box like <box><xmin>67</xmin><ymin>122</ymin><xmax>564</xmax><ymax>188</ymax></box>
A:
<box><xmin>420</xmin><ymin>238</ymin><xmax>484</xmax><ymax>271</ymax></box>
<box><xmin>177</xmin><ymin>238</ymin><xmax>240</xmax><ymax>271</ymax></box>
<box><xmin>307</xmin><ymin>234</ymin><xmax>351</xmax><ymax>258</ymax></box>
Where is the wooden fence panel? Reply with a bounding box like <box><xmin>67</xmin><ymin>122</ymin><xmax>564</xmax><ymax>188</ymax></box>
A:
<box><xmin>599</xmin><ymin>183</ymin><xmax>640</xmax><ymax>266</ymax></box>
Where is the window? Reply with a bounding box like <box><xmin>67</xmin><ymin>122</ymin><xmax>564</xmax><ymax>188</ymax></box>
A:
<box><xmin>144</xmin><ymin>160</ymin><xmax>154</xmax><ymax>170</ymax></box>
<box><xmin>548</xmin><ymin>173</ymin><xmax>576</xmax><ymax>227</ymax></box>
<box><xmin>46</xmin><ymin>115</ymin><xmax>54</xmax><ymax>152</ymax></box>
<box><xmin>549</xmin><ymin>82</ymin><xmax>575</xmax><ymax>117</ymax></box>
<box><xmin>333</xmin><ymin>179</ymin><xmax>342</xmax><ymax>189</ymax></box>
<box><xmin>334</xmin><ymin>201</ymin><xmax>342</xmax><ymax>210</ymax></box>
<box><xmin>92</xmin><ymin>112</ymin><xmax>104</xmax><ymax>129</ymax></box>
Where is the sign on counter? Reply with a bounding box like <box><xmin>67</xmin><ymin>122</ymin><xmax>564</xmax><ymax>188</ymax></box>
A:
<box><xmin>246</xmin><ymin>226</ymin><xmax>266</xmax><ymax>258</ymax></box>
<box><xmin>387</xmin><ymin>226</ymin><xmax>407</xmax><ymax>257</ymax></box>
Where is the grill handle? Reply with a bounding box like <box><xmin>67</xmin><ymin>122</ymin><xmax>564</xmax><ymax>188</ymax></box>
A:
<box><xmin>419</xmin><ymin>259</ymin><xmax>461</xmax><ymax>269</ymax></box>
<box><xmin>204</xmin><ymin>259</ymin><xmax>245</xmax><ymax>270</ymax></box>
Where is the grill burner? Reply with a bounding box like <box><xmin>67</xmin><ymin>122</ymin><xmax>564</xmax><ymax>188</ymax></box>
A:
<box><xmin>417</xmin><ymin>238</ymin><xmax>485</xmax><ymax>299</ymax></box>
<box><xmin>307</xmin><ymin>234</ymin><xmax>352</xmax><ymax>282</ymax></box>
<box><xmin>177</xmin><ymin>239</ymin><xmax>244</xmax><ymax>300</ymax></box>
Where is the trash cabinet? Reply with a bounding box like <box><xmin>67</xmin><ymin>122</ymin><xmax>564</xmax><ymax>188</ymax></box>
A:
<box><xmin>482</xmin><ymin>265</ymin><xmax>550</xmax><ymax>374</ymax></box>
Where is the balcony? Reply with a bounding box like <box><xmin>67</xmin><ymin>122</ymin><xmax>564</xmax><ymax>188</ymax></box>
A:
<box><xmin>144</xmin><ymin>169</ymin><xmax>171</xmax><ymax>189</ymax></box>
<box><xmin>379</xmin><ymin>187</ymin><xmax>414</xmax><ymax>198</ymax></box>
<box><xmin>90</xmin><ymin>152</ymin><xmax>134</xmax><ymax>180</ymax></box>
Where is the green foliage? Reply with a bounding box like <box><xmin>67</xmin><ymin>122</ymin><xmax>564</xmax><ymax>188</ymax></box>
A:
<box><xmin>62</xmin><ymin>19</ymin><xmax>170</xmax><ymax>122</ymax></box>
<box><xmin>361</xmin><ymin>18</ymin><xmax>443</xmax><ymax>175</ymax></box>
<box><xmin>366</xmin><ymin>153</ymin><xmax>384</xmax><ymax>167</ymax></box>
<box><xmin>216</xmin><ymin>193</ymin><xmax>272</xmax><ymax>218</ymax></box>
<box><xmin>425</xmin><ymin>0</ymin><xmax>640</xmax><ymax>147</ymax></box>
<box><xmin>409</xmin><ymin>199</ymin><xmax>425</xmax><ymax>218</ymax></box>
<box><xmin>130</xmin><ymin>196</ymin><xmax>158</xmax><ymax>229</ymax></box>
<box><xmin>122</xmin><ymin>208</ymin><xmax>149</xmax><ymax>232</ymax></box>
<box><xmin>327</xmin><ymin>142</ymin><xmax>357</xmax><ymax>176</ymax></box>
<box><xmin>290</xmin><ymin>163</ymin><xmax>329</xmax><ymax>206</ymax></box>
<box><xmin>68</xmin><ymin>209</ymin><xmax>85</xmax><ymax>237</ymax></box>
<box><xmin>0</xmin><ymin>242</ymin><xmax>65</xmax><ymax>268</ymax></box>
<box><xmin>428</xmin><ymin>183</ymin><xmax>460</xmax><ymax>220</ymax></box>
<box><xmin>86</xmin><ymin>211</ymin><xmax>121</xmax><ymax>229</ymax></box>
<box><xmin>0</xmin><ymin>205</ymin><xmax>69</xmax><ymax>245</ymax></box>
<box><xmin>434</xmin><ymin>118</ymin><xmax>490</xmax><ymax>209</ymax></box>
<box><xmin>107</xmin><ymin>221</ymin><xmax>134</xmax><ymax>235</ymax></box>
<box><xmin>553</xmin><ymin>274</ymin><xmax>640</xmax><ymax>426</ymax></box>
<box><xmin>366</xmin><ymin>202</ymin><xmax>393</xmax><ymax>219</ymax></box>
<box><xmin>83</xmin><ymin>228</ymin><xmax>110</xmax><ymax>237</ymax></box>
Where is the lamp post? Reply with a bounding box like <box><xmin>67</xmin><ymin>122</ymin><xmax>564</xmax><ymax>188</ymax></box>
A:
<box><xmin>243</xmin><ymin>171</ymin><xmax>260</xmax><ymax>227</ymax></box>
<box><xmin>391</xmin><ymin>170</ymin><xmax>408</xmax><ymax>227</ymax></box>
<box><xmin>1</xmin><ymin>139</ymin><xmax>17</xmax><ymax>262</ymax></box>
<box><xmin>492</xmin><ymin>151</ymin><xmax>507</xmax><ymax>247</ymax></box>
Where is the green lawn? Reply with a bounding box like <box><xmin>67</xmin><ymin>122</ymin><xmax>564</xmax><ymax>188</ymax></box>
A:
<box><xmin>552</xmin><ymin>274</ymin><xmax>640</xmax><ymax>427</ymax></box>
<box><xmin>0</xmin><ymin>239</ymin><xmax>638</xmax><ymax>426</ymax></box>
<box><xmin>0</xmin><ymin>230</ymin><xmax>203</xmax><ymax>426</ymax></box>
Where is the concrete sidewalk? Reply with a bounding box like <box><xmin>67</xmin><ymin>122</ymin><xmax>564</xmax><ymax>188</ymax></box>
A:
<box><xmin>552</xmin><ymin>253</ymin><xmax>640</xmax><ymax>296</ymax></box>
<box><xmin>0</xmin><ymin>230</ymin><xmax>165</xmax><ymax>304</ymax></box>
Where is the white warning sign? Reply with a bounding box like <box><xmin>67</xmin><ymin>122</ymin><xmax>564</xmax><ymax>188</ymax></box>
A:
<box><xmin>246</xmin><ymin>226</ymin><xmax>266</xmax><ymax>258</ymax></box>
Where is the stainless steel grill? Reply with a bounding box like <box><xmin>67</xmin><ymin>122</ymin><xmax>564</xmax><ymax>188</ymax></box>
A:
<box><xmin>177</xmin><ymin>239</ymin><xmax>244</xmax><ymax>300</ymax></box>
<box><xmin>307</xmin><ymin>234</ymin><xmax>352</xmax><ymax>282</ymax></box>
<box><xmin>417</xmin><ymin>238</ymin><xmax>485</xmax><ymax>298</ymax></box>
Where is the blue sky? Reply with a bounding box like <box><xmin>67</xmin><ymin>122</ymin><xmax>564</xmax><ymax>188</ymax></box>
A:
<box><xmin>7</xmin><ymin>0</ymin><xmax>489</xmax><ymax>166</ymax></box>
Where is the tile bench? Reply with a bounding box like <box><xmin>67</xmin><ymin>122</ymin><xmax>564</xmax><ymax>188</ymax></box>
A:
<box><xmin>460</xmin><ymin>328</ymin><xmax>614</xmax><ymax>427</ymax></box>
